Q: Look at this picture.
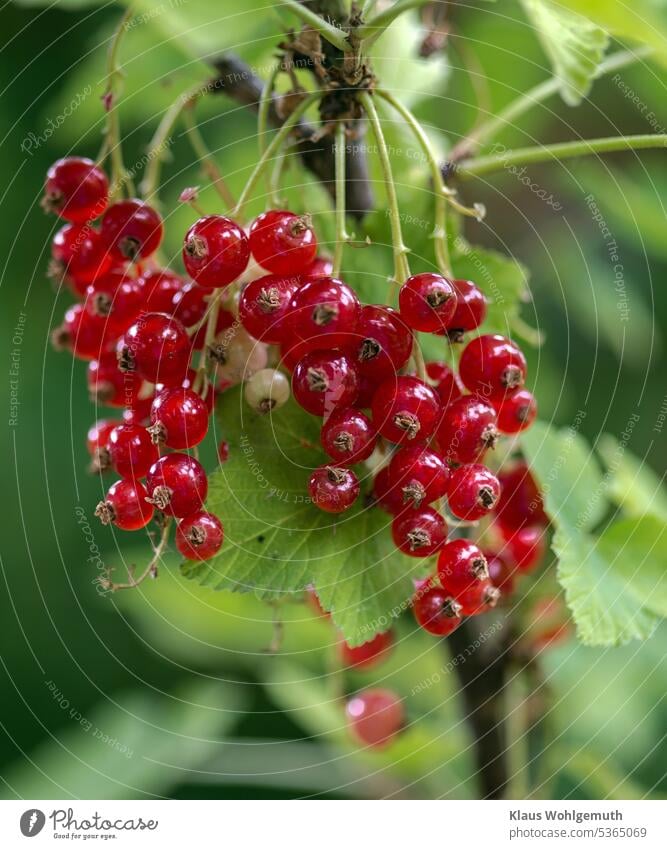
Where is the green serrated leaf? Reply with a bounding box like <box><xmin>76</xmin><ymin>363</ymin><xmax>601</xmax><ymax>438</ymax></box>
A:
<box><xmin>553</xmin><ymin>527</ymin><xmax>658</xmax><ymax>646</ymax></box>
<box><xmin>598</xmin><ymin>434</ymin><xmax>667</xmax><ymax>521</ymax></box>
<box><xmin>521</xmin><ymin>0</ymin><xmax>610</xmax><ymax>106</ymax></box>
<box><xmin>181</xmin><ymin>386</ymin><xmax>425</xmax><ymax>646</ymax></box>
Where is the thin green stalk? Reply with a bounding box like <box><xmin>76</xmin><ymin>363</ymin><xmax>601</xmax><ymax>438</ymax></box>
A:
<box><xmin>358</xmin><ymin>91</ymin><xmax>410</xmax><ymax>283</ymax></box>
<box><xmin>356</xmin><ymin>0</ymin><xmax>431</xmax><ymax>45</ymax></box>
<box><xmin>450</xmin><ymin>46</ymin><xmax>653</xmax><ymax>162</ymax></box>
<box><xmin>376</xmin><ymin>88</ymin><xmax>452</xmax><ymax>276</ymax></box>
<box><xmin>258</xmin><ymin>61</ymin><xmax>281</xmax><ymax>158</ymax></box>
<box><xmin>232</xmin><ymin>90</ymin><xmax>322</xmax><ymax>221</ymax></box>
<box><xmin>182</xmin><ymin>106</ymin><xmax>236</xmax><ymax>209</ymax></box>
<box><xmin>193</xmin><ymin>296</ymin><xmax>221</xmax><ymax>395</ymax></box>
<box><xmin>268</xmin><ymin>145</ymin><xmax>290</xmax><ymax>208</ymax></box>
<box><xmin>140</xmin><ymin>81</ymin><xmax>207</xmax><ymax>201</ymax></box>
<box><xmin>332</xmin><ymin>121</ymin><xmax>350</xmax><ymax>277</ymax></box>
<box><xmin>281</xmin><ymin>0</ymin><xmax>350</xmax><ymax>51</ymax></box>
<box><xmin>104</xmin><ymin>8</ymin><xmax>135</xmax><ymax>198</ymax></box>
<box><xmin>457</xmin><ymin>133</ymin><xmax>667</xmax><ymax>179</ymax></box>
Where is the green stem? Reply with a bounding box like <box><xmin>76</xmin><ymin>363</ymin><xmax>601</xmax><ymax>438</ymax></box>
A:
<box><xmin>376</xmin><ymin>88</ymin><xmax>452</xmax><ymax>276</ymax></box>
<box><xmin>358</xmin><ymin>91</ymin><xmax>410</xmax><ymax>284</ymax></box>
<box><xmin>193</xmin><ymin>296</ymin><xmax>221</xmax><ymax>395</ymax></box>
<box><xmin>182</xmin><ymin>106</ymin><xmax>237</xmax><ymax>209</ymax></box>
<box><xmin>332</xmin><ymin>121</ymin><xmax>350</xmax><ymax>277</ymax></box>
<box><xmin>104</xmin><ymin>8</ymin><xmax>135</xmax><ymax>198</ymax></box>
<box><xmin>457</xmin><ymin>133</ymin><xmax>667</xmax><ymax>179</ymax></box>
<box><xmin>450</xmin><ymin>46</ymin><xmax>653</xmax><ymax>162</ymax></box>
<box><xmin>258</xmin><ymin>61</ymin><xmax>281</xmax><ymax>158</ymax></box>
<box><xmin>232</xmin><ymin>91</ymin><xmax>322</xmax><ymax>221</ymax></box>
<box><xmin>356</xmin><ymin>0</ymin><xmax>431</xmax><ymax>45</ymax></box>
<box><xmin>281</xmin><ymin>0</ymin><xmax>350</xmax><ymax>51</ymax></box>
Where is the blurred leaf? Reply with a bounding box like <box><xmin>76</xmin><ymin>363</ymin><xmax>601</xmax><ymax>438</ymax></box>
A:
<box><xmin>1</xmin><ymin>680</ymin><xmax>245</xmax><ymax>799</ymax></box>
<box><xmin>181</xmin><ymin>386</ymin><xmax>426</xmax><ymax>646</ymax></box>
<box><xmin>598</xmin><ymin>434</ymin><xmax>667</xmax><ymax>521</ymax></box>
<box><xmin>520</xmin><ymin>0</ymin><xmax>609</xmax><ymax>105</ymax></box>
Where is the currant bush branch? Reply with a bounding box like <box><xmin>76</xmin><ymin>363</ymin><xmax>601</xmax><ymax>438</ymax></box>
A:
<box><xmin>99</xmin><ymin>518</ymin><xmax>172</xmax><ymax>592</ymax></box>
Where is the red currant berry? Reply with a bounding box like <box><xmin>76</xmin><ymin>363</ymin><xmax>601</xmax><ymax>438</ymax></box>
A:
<box><xmin>140</xmin><ymin>269</ymin><xmax>184</xmax><ymax>313</ymax></box>
<box><xmin>95</xmin><ymin>479</ymin><xmax>154</xmax><ymax>530</ymax></box>
<box><xmin>373</xmin><ymin>466</ymin><xmax>406</xmax><ymax>515</ymax></box>
<box><xmin>249</xmin><ymin>209</ymin><xmax>317</xmax><ymax>275</ymax></box>
<box><xmin>371</xmin><ymin>376</ymin><xmax>440</xmax><ymax>444</ymax></box>
<box><xmin>388</xmin><ymin>445</ymin><xmax>449</xmax><ymax>509</ymax></box>
<box><xmin>352</xmin><ymin>305</ymin><xmax>413</xmax><ymax>381</ymax></box>
<box><xmin>50</xmin><ymin>223</ymin><xmax>112</xmax><ymax>291</ymax></box>
<box><xmin>87</xmin><ymin>353</ymin><xmax>142</xmax><ymax>408</ymax></box>
<box><xmin>85</xmin><ymin>275</ymin><xmax>144</xmax><ymax>335</ymax></box>
<box><xmin>459</xmin><ymin>334</ymin><xmax>527</xmax><ymax>400</ymax></box>
<box><xmin>392</xmin><ymin>506</ymin><xmax>448</xmax><ymax>557</ymax></box>
<box><xmin>86</xmin><ymin>419</ymin><xmax>121</xmax><ymax>458</ymax></box>
<box><xmin>107</xmin><ymin>423</ymin><xmax>158</xmax><ymax>480</ymax></box>
<box><xmin>437</xmin><ymin>395</ymin><xmax>499</xmax><ymax>464</ymax></box>
<box><xmin>339</xmin><ymin>630</ymin><xmax>394</xmax><ymax>669</ymax></box>
<box><xmin>122</xmin><ymin>396</ymin><xmax>154</xmax><ymax>427</ymax></box>
<box><xmin>345</xmin><ymin>688</ymin><xmax>404</xmax><ymax>748</ymax></box>
<box><xmin>101</xmin><ymin>199</ymin><xmax>163</xmax><ymax>261</ymax></box>
<box><xmin>455</xmin><ymin>578</ymin><xmax>501</xmax><ymax>616</ymax></box>
<box><xmin>320</xmin><ymin>407</ymin><xmax>377</xmax><ymax>465</ymax></box>
<box><xmin>120</xmin><ymin>312</ymin><xmax>191</xmax><ymax>385</ymax></box>
<box><xmin>183</xmin><ymin>215</ymin><xmax>250</xmax><ymax>287</ymax></box>
<box><xmin>217</xmin><ymin>440</ymin><xmax>230</xmax><ymax>463</ymax></box>
<box><xmin>495</xmin><ymin>463</ymin><xmax>547</xmax><ymax>531</ymax></box>
<box><xmin>495</xmin><ymin>388</ymin><xmax>537</xmax><ymax>434</ymax></box>
<box><xmin>437</xmin><ymin>539</ymin><xmax>489</xmax><ymax>597</ymax></box>
<box><xmin>149</xmin><ymin>387</ymin><xmax>209</xmax><ymax>449</ymax></box>
<box><xmin>440</xmin><ymin>279</ymin><xmax>487</xmax><ymax>342</ymax></box>
<box><xmin>303</xmin><ymin>255</ymin><xmax>333</xmax><ymax>277</ymax></box>
<box><xmin>447</xmin><ymin>463</ymin><xmax>500</xmax><ymax>521</ymax></box>
<box><xmin>292</xmin><ymin>350</ymin><xmax>359</xmax><ymax>417</ymax></box>
<box><xmin>308</xmin><ymin>465</ymin><xmax>360</xmax><ymax>513</ymax></box>
<box><xmin>176</xmin><ymin>511</ymin><xmax>224</xmax><ymax>560</ymax></box>
<box><xmin>426</xmin><ymin>361</ymin><xmax>464</xmax><ymax>407</ymax></box>
<box><xmin>51</xmin><ymin>303</ymin><xmax>113</xmax><ymax>361</ymax></box>
<box><xmin>288</xmin><ymin>276</ymin><xmax>360</xmax><ymax>349</ymax></box>
<box><xmin>145</xmin><ymin>453</ymin><xmax>208</xmax><ymax>518</ymax></box>
<box><xmin>484</xmin><ymin>549</ymin><xmax>516</xmax><ymax>596</ymax></box>
<box><xmin>43</xmin><ymin>157</ymin><xmax>108</xmax><ymax>223</ymax></box>
<box><xmin>238</xmin><ymin>273</ymin><xmax>300</xmax><ymax>343</ymax></box>
<box><xmin>412</xmin><ymin>585</ymin><xmax>462</xmax><ymax>636</ymax></box>
<box><xmin>501</xmin><ymin>524</ymin><xmax>546</xmax><ymax>573</ymax></box>
<box><xmin>399</xmin><ymin>272</ymin><xmax>457</xmax><ymax>332</ymax></box>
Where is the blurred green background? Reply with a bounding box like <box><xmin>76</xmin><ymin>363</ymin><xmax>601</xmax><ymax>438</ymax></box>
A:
<box><xmin>1</xmin><ymin>0</ymin><xmax>666</xmax><ymax>799</ymax></box>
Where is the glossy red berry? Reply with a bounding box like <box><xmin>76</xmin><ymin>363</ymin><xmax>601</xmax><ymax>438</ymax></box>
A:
<box><xmin>447</xmin><ymin>463</ymin><xmax>500</xmax><ymax>521</ymax></box>
<box><xmin>459</xmin><ymin>334</ymin><xmax>527</xmax><ymax>400</ymax></box>
<box><xmin>238</xmin><ymin>273</ymin><xmax>300</xmax><ymax>343</ymax></box>
<box><xmin>95</xmin><ymin>479</ymin><xmax>154</xmax><ymax>530</ymax></box>
<box><xmin>140</xmin><ymin>269</ymin><xmax>185</xmax><ymax>313</ymax></box>
<box><xmin>412</xmin><ymin>585</ymin><xmax>462</xmax><ymax>636</ymax></box>
<box><xmin>399</xmin><ymin>272</ymin><xmax>457</xmax><ymax>332</ymax></box>
<box><xmin>149</xmin><ymin>387</ymin><xmax>209</xmax><ymax>449</ymax></box>
<box><xmin>440</xmin><ymin>278</ymin><xmax>487</xmax><ymax>341</ymax></box>
<box><xmin>352</xmin><ymin>305</ymin><xmax>413</xmax><ymax>381</ymax></box>
<box><xmin>121</xmin><ymin>312</ymin><xmax>191</xmax><ymax>385</ymax></box>
<box><xmin>388</xmin><ymin>445</ymin><xmax>449</xmax><ymax>509</ymax></box>
<box><xmin>372</xmin><ymin>466</ymin><xmax>406</xmax><ymax>515</ymax></box>
<box><xmin>437</xmin><ymin>395</ymin><xmax>499</xmax><ymax>465</ymax></box>
<box><xmin>292</xmin><ymin>350</ymin><xmax>359</xmax><ymax>417</ymax></box>
<box><xmin>287</xmin><ymin>276</ymin><xmax>360</xmax><ymax>349</ymax></box>
<box><xmin>320</xmin><ymin>407</ymin><xmax>377</xmax><ymax>465</ymax></box>
<box><xmin>217</xmin><ymin>440</ymin><xmax>230</xmax><ymax>463</ymax></box>
<box><xmin>495</xmin><ymin>463</ymin><xmax>547</xmax><ymax>531</ymax></box>
<box><xmin>455</xmin><ymin>578</ymin><xmax>500</xmax><ymax>616</ymax></box>
<box><xmin>303</xmin><ymin>255</ymin><xmax>333</xmax><ymax>277</ymax></box>
<box><xmin>501</xmin><ymin>524</ymin><xmax>546</xmax><ymax>573</ymax></box>
<box><xmin>183</xmin><ymin>215</ymin><xmax>250</xmax><ymax>288</ymax></box>
<box><xmin>101</xmin><ymin>199</ymin><xmax>163</xmax><ymax>261</ymax></box>
<box><xmin>86</xmin><ymin>419</ymin><xmax>121</xmax><ymax>458</ymax></box>
<box><xmin>437</xmin><ymin>538</ymin><xmax>489</xmax><ymax>597</ymax></box>
<box><xmin>52</xmin><ymin>303</ymin><xmax>113</xmax><ymax>361</ymax></box>
<box><xmin>107</xmin><ymin>423</ymin><xmax>158</xmax><ymax>480</ymax></box>
<box><xmin>426</xmin><ymin>361</ymin><xmax>464</xmax><ymax>407</ymax></box>
<box><xmin>249</xmin><ymin>209</ymin><xmax>317</xmax><ymax>275</ymax></box>
<box><xmin>339</xmin><ymin>630</ymin><xmax>394</xmax><ymax>669</ymax></box>
<box><xmin>122</xmin><ymin>396</ymin><xmax>154</xmax><ymax>427</ymax></box>
<box><xmin>308</xmin><ymin>465</ymin><xmax>360</xmax><ymax>513</ymax></box>
<box><xmin>392</xmin><ymin>506</ymin><xmax>448</xmax><ymax>557</ymax></box>
<box><xmin>346</xmin><ymin>688</ymin><xmax>404</xmax><ymax>748</ymax></box>
<box><xmin>484</xmin><ymin>549</ymin><xmax>517</xmax><ymax>596</ymax></box>
<box><xmin>371</xmin><ymin>376</ymin><xmax>440</xmax><ymax>444</ymax></box>
<box><xmin>50</xmin><ymin>223</ymin><xmax>112</xmax><ymax>291</ymax></box>
<box><xmin>495</xmin><ymin>388</ymin><xmax>537</xmax><ymax>434</ymax></box>
<box><xmin>87</xmin><ymin>353</ymin><xmax>142</xmax><ymax>408</ymax></box>
<box><xmin>176</xmin><ymin>511</ymin><xmax>224</xmax><ymax>560</ymax></box>
<box><xmin>145</xmin><ymin>453</ymin><xmax>208</xmax><ymax>518</ymax></box>
<box><xmin>85</xmin><ymin>274</ymin><xmax>144</xmax><ymax>335</ymax></box>
<box><xmin>43</xmin><ymin>157</ymin><xmax>108</xmax><ymax>223</ymax></box>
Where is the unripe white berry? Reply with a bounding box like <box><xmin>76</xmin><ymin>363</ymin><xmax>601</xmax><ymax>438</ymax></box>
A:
<box><xmin>244</xmin><ymin>368</ymin><xmax>290</xmax><ymax>413</ymax></box>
